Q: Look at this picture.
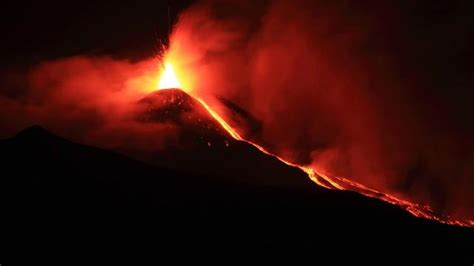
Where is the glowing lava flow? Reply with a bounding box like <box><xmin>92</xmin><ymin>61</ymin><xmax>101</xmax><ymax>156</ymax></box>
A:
<box><xmin>156</xmin><ymin>62</ymin><xmax>474</xmax><ymax>227</ymax></box>
<box><xmin>196</xmin><ymin>97</ymin><xmax>340</xmax><ymax>190</ymax></box>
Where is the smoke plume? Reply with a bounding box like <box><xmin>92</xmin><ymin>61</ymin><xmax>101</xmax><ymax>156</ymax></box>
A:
<box><xmin>165</xmin><ymin>0</ymin><xmax>474</xmax><ymax>220</ymax></box>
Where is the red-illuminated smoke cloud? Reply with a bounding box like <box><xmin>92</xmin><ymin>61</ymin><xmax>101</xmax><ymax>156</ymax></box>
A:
<box><xmin>167</xmin><ymin>0</ymin><xmax>474</xmax><ymax>220</ymax></box>
<box><xmin>0</xmin><ymin>56</ymin><xmax>179</xmax><ymax>152</ymax></box>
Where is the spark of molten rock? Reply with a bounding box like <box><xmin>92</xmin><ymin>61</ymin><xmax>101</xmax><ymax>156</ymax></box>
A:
<box><xmin>158</xmin><ymin>63</ymin><xmax>181</xmax><ymax>89</ymax></box>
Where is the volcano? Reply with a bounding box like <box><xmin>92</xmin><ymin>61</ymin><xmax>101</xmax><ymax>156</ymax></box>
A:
<box><xmin>1</xmin><ymin>88</ymin><xmax>474</xmax><ymax>258</ymax></box>
<box><xmin>132</xmin><ymin>89</ymin><xmax>471</xmax><ymax>225</ymax></box>
<box><xmin>136</xmin><ymin>88</ymin><xmax>229</xmax><ymax>142</ymax></box>
<box><xmin>130</xmin><ymin>88</ymin><xmax>316</xmax><ymax>189</ymax></box>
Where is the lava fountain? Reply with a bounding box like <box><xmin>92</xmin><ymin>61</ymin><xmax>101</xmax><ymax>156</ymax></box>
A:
<box><xmin>158</xmin><ymin>64</ymin><xmax>181</xmax><ymax>90</ymax></box>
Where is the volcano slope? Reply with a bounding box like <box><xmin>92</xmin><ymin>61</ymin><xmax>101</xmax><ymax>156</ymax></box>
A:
<box><xmin>1</xmin><ymin>90</ymin><xmax>473</xmax><ymax>258</ymax></box>
<box><xmin>132</xmin><ymin>88</ymin><xmax>321</xmax><ymax>189</ymax></box>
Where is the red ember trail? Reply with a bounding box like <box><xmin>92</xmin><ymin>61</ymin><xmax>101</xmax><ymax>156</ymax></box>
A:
<box><xmin>156</xmin><ymin>60</ymin><xmax>474</xmax><ymax>227</ymax></box>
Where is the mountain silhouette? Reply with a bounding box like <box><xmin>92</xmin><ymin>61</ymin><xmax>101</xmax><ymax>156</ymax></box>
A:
<box><xmin>1</xmin><ymin>125</ymin><xmax>473</xmax><ymax>259</ymax></box>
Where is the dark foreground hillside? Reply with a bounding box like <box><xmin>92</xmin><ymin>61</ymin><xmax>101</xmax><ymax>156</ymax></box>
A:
<box><xmin>0</xmin><ymin>126</ymin><xmax>473</xmax><ymax>261</ymax></box>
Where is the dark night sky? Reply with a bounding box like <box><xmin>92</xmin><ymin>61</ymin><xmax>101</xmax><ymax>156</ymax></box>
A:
<box><xmin>395</xmin><ymin>1</ymin><xmax>474</xmax><ymax>130</ymax></box>
<box><xmin>1</xmin><ymin>0</ymin><xmax>473</xmax><ymax>107</ymax></box>
<box><xmin>1</xmin><ymin>1</ymin><xmax>472</xmax><ymax>64</ymax></box>
<box><xmin>0</xmin><ymin>0</ymin><xmax>194</xmax><ymax>66</ymax></box>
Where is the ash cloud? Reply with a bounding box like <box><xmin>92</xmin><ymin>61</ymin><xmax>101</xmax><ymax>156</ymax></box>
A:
<box><xmin>167</xmin><ymin>0</ymin><xmax>474</xmax><ymax>220</ymax></box>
